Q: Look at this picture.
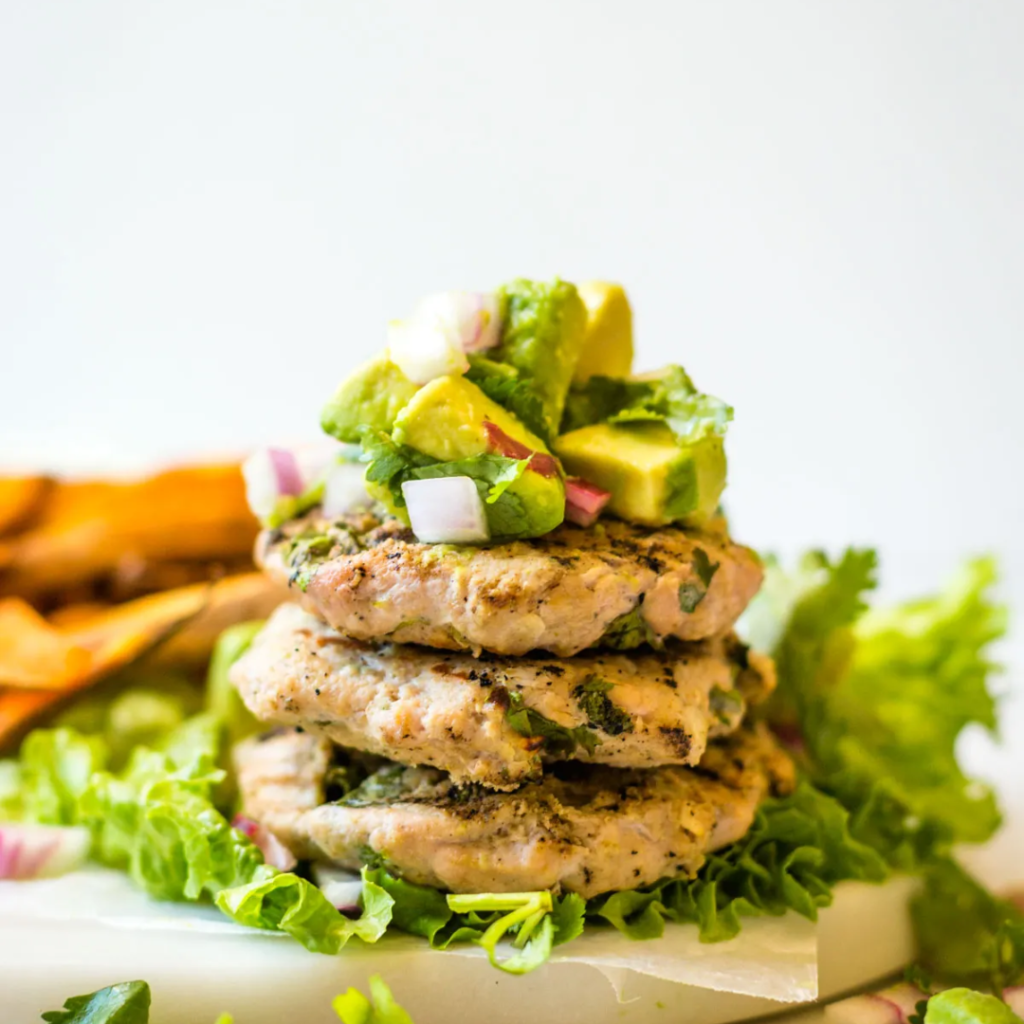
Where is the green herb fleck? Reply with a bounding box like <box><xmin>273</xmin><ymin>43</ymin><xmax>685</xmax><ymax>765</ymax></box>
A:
<box><xmin>599</xmin><ymin>606</ymin><xmax>660</xmax><ymax>650</ymax></box>
<box><xmin>572</xmin><ymin>677</ymin><xmax>634</xmax><ymax>736</ymax></box>
<box><xmin>678</xmin><ymin>547</ymin><xmax>721</xmax><ymax>612</ymax></box>
<box><xmin>286</xmin><ymin>533</ymin><xmax>335</xmax><ymax>592</ymax></box>
<box><xmin>505</xmin><ymin>692</ymin><xmax>599</xmax><ymax>757</ymax></box>
<box><xmin>708</xmin><ymin>685</ymin><xmax>744</xmax><ymax>726</ymax></box>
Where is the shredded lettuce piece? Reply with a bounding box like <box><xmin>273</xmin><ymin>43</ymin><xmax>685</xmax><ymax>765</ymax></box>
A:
<box><xmin>40</xmin><ymin>980</ymin><xmax>151</xmax><ymax>1024</ymax></box>
<box><xmin>0</xmin><ymin>758</ymin><xmax>23</xmax><ymax>821</ymax></box>
<box><xmin>362</xmin><ymin>865</ymin><xmax>582</xmax><ymax>974</ymax></box>
<box><xmin>333</xmin><ymin>975</ymin><xmax>415</xmax><ymax>1024</ymax></box>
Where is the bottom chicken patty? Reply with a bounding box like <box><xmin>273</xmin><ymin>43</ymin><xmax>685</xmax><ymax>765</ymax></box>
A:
<box><xmin>231</xmin><ymin>603</ymin><xmax>776</xmax><ymax>790</ymax></box>
<box><xmin>234</xmin><ymin>723</ymin><xmax>794</xmax><ymax>899</ymax></box>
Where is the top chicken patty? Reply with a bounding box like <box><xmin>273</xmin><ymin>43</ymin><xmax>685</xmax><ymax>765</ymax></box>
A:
<box><xmin>258</xmin><ymin>510</ymin><xmax>763</xmax><ymax>656</ymax></box>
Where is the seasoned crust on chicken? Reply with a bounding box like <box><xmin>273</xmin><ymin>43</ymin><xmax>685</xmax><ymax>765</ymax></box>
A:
<box><xmin>257</xmin><ymin>510</ymin><xmax>763</xmax><ymax>657</ymax></box>
<box><xmin>230</xmin><ymin>603</ymin><xmax>775</xmax><ymax>790</ymax></box>
<box><xmin>234</xmin><ymin>723</ymin><xmax>793</xmax><ymax>899</ymax></box>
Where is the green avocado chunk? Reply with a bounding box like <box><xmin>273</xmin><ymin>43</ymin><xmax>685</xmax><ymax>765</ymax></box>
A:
<box><xmin>369</xmin><ymin>375</ymin><xmax>565</xmax><ymax>540</ymax></box>
<box><xmin>555</xmin><ymin>421</ymin><xmax>726</xmax><ymax>527</ymax></box>
<box><xmin>493</xmin><ymin>279</ymin><xmax>588</xmax><ymax>443</ymax></box>
<box><xmin>321</xmin><ymin>356</ymin><xmax>420</xmax><ymax>443</ymax></box>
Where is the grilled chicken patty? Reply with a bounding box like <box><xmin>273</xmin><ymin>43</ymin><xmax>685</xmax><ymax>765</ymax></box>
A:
<box><xmin>234</xmin><ymin>723</ymin><xmax>793</xmax><ymax>898</ymax></box>
<box><xmin>257</xmin><ymin>510</ymin><xmax>762</xmax><ymax>657</ymax></box>
<box><xmin>231</xmin><ymin>603</ymin><xmax>775</xmax><ymax>790</ymax></box>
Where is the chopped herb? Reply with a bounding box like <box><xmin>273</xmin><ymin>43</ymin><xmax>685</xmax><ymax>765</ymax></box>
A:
<box><xmin>573</xmin><ymin>677</ymin><xmax>634</xmax><ymax>736</ymax></box>
<box><xmin>599</xmin><ymin>606</ymin><xmax>660</xmax><ymax>650</ymax></box>
<box><xmin>336</xmin><ymin>765</ymin><xmax>411</xmax><ymax>807</ymax></box>
<box><xmin>708</xmin><ymin>685</ymin><xmax>744</xmax><ymax>726</ymax></box>
<box><xmin>286</xmin><ymin>533</ymin><xmax>335</xmax><ymax>592</ymax></box>
<box><xmin>678</xmin><ymin>548</ymin><xmax>721</xmax><ymax>612</ymax></box>
<box><xmin>505</xmin><ymin>692</ymin><xmax>599</xmax><ymax>757</ymax></box>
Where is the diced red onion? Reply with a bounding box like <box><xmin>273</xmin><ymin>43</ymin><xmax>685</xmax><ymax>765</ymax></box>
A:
<box><xmin>452</xmin><ymin>292</ymin><xmax>501</xmax><ymax>352</ymax></box>
<box><xmin>232</xmin><ymin>814</ymin><xmax>297</xmax><ymax>872</ymax></box>
<box><xmin>321</xmin><ymin>461</ymin><xmax>372</xmax><ymax>518</ymax></box>
<box><xmin>826</xmin><ymin>986</ymin><xmax>928</xmax><ymax>1024</ymax></box>
<box><xmin>312</xmin><ymin>863</ymin><xmax>365</xmax><ymax>915</ymax></box>
<box><xmin>0</xmin><ymin>824</ymin><xmax>90</xmax><ymax>880</ymax></box>
<box><xmin>402</xmin><ymin>477</ymin><xmax>489</xmax><ymax>544</ymax></box>
<box><xmin>564</xmin><ymin>477</ymin><xmax>612</xmax><ymax>527</ymax></box>
<box><xmin>481</xmin><ymin>420</ymin><xmax>559</xmax><ymax>478</ymax></box>
<box><xmin>242</xmin><ymin>447</ymin><xmax>304</xmax><ymax>519</ymax></box>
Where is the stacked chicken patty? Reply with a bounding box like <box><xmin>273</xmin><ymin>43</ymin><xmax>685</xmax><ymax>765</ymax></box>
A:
<box><xmin>229</xmin><ymin>508</ymin><xmax>792</xmax><ymax>898</ymax></box>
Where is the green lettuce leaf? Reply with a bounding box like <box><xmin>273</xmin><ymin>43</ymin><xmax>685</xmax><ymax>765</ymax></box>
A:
<box><xmin>0</xmin><ymin>758</ymin><xmax>23</xmax><ymax>821</ymax></box>
<box><xmin>912</xmin><ymin>859</ymin><xmax>1024</xmax><ymax>992</ymax></box>
<box><xmin>333</xmin><ymin>974</ymin><xmax>415</xmax><ymax>1024</ymax></box>
<box><xmin>41</xmin><ymin>981</ymin><xmax>151</xmax><ymax>1024</ymax></box>
<box><xmin>588</xmin><ymin>780</ymin><xmax>887</xmax><ymax>942</ymax></box>
<box><xmin>13</xmin><ymin>714</ymin><xmax>389</xmax><ymax>956</ymax></box>
<box><xmin>19</xmin><ymin>728</ymin><xmax>109</xmax><ymax>825</ymax></box>
<box><xmin>205</xmin><ymin>621</ymin><xmax>265</xmax><ymax>743</ymax></box>
<box><xmin>925</xmin><ymin>989</ymin><xmax>1024</xmax><ymax>1024</ymax></box>
<box><xmin>759</xmin><ymin>551</ymin><xmax>1005</xmax><ymax>856</ymax></box>
<box><xmin>562</xmin><ymin>365</ymin><xmax>732</xmax><ymax>443</ymax></box>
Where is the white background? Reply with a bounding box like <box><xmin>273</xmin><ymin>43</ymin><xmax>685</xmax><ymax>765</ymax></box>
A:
<box><xmin>0</xmin><ymin>0</ymin><xmax>1021</xmax><ymax>883</ymax></box>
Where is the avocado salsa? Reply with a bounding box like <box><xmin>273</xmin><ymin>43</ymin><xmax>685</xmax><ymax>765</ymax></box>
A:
<box><xmin>318</xmin><ymin>278</ymin><xmax>733</xmax><ymax>542</ymax></box>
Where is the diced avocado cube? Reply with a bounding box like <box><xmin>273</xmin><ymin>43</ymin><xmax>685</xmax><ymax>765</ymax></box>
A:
<box><xmin>555</xmin><ymin>422</ymin><xmax>726</xmax><ymax>527</ymax></box>
<box><xmin>573</xmin><ymin>282</ymin><xmax>634</xmax><ymax>383</ymax></box>
<box><xmin>493</xmin><ymin>279</ymin><xmax>588</xmax><ymax>442</ymax></box>
<box><xmin>375</xmin><ymin>376</ymin><xmax>565</xmax><ymax>539</ymax></box>
<box><xmin>321</xmin><ymin>357</ymin><xmax>420</xmax><ymax>443</ymax></box>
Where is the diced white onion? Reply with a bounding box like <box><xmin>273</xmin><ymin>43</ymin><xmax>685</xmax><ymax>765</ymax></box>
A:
<box><xmin>402</xmin><ymin>476</ymin><xmax>490</xmax><ymax>544</ymax></box>
<box><xmin>387</xmin><ymin>316</ymin><xmax>469</xmax><ymax>385</ymax></box>
<box><xmin>0</xmin><ymin>824</ymin><xmax>91</xmax><ymax>880</ymax></box>
<box><xmin>321</xmin><ymin>461</ymin><xmax>372</xmax><ymax>518</ymax></box>
<box><xmin>242</xmin><ymin>447</ymin><xmax>303</xmax><ymax>519</ymax></box>
<box><xmin>231</xmin><ymin>815</ymin><xmax>297</xmax><ymax>872</ymax></box>
<box><xmin>312</xmin><ymin>863</ymin><xmax>365</xmax><ymax>911</ymax></box>
<box><xmin>387</xmin><ymin>290</ymin><xmax>501</xmax><ymax>384</ymax></box>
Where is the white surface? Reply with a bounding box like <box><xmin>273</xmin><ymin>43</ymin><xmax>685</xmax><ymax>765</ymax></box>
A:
<box><xmin>0</xmin><ymin>870</ymin><xmax>918</xmax><ymax>1024</ymax></box>
<box><xmin>1</xmin><ymin>1</ymin><xmax>1023</xmax><ymax>568</ymax></box>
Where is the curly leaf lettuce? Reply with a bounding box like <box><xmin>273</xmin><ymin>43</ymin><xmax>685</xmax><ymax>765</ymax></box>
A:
<box><xmin>589</xmin><ymin>780</ymin><xmax>887</xmax><ymax>942</ymax></box>
<box><xmin>759</xmin><ymin>552</ymin><xmax>1005</xmax><ymax>857</ymax></box>
<box><xmin>13</xmin><ymin>715</ymin><xmax>392</xmax><ymax>956</ymax></box>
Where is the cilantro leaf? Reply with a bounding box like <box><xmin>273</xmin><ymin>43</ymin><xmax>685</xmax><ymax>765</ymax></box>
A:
<box><xmin>505</xmin><ymin>691</ymin><xmax>599</xmax><ymax>757</ymax></box>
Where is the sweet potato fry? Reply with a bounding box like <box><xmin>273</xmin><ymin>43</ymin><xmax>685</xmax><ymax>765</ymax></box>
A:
<box><xmin>146</xmin><ymin>573</ymin><xmax>287</xmax><ymax>667</ymax></box>
<box><xmin>0</xmin><ymin>599</ymin><xmax>92</xmax><ymax>688</ymax></box>
<box><xmin>0</xmin><ymin>464</ymin><xmax>258</xmax><ymax>598</ymax></box>
<box><xmin>0</xmin><ymin>476</ymin><xmax>52</xmax><ymax>537</ymax></box>
<box><xmin>0</xmin><ymin>688</ymin><xmax>62</xmax><ymax>749</ymax></box>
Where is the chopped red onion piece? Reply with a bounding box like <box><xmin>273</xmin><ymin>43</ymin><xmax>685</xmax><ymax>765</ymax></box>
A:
<box><xmin>242</xmin><ymin>447</ymin><xmax>303</xmax><ymax>519</ymax></box>
<box><xmin>564</xmin><ymin>477</ymin><xmax>612</xmax><ymax>527</ymax></box>
<box><xmin>231</xmin><ymin>814</ymin><xmax>297</xmax><ymax>872</ymax></box>
<box><xmin>482</xmin><ymin>420</ymin><xmax>559</xmax><ymax>478</ymax></box>
<box><xmin>0</xmin><ymin>824</ymin><xmax>90</xmax><ymax>880</ymax></box>
<box><xmin>402</xmin><ymin>477</ymin><xmax>489</xmax><ymax>544</ymax></box>
<box><xmin>312</xmin><ymin>863</ymin><xmax>365</xmax><ymax>913</ymax></box>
